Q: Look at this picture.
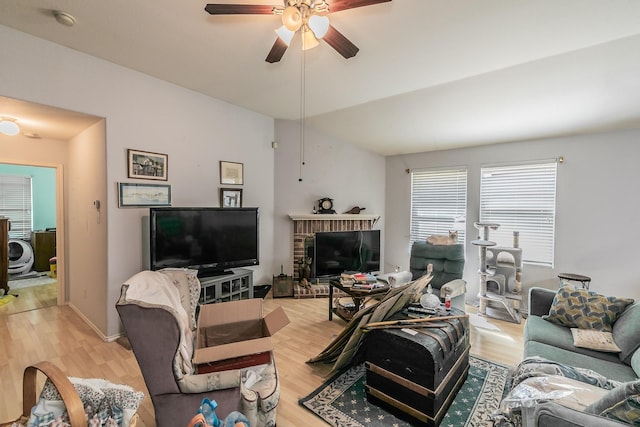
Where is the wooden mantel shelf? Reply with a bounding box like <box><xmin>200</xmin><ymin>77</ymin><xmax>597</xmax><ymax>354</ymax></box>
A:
<box><xmin>289</xmin><ymin>213</ymin><xmax>380</xmax><ymax>222</ymax></box>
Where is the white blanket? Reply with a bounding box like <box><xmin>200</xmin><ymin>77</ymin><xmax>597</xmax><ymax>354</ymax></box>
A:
<box><xmin>123</xmin><ymin>270</ymin><xmax>194</xmax><ymax>376</ymax></box>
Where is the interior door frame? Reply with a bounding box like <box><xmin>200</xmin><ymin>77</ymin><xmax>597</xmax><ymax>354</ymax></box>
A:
<box><xmin>2</xmin><ymin>161</ymin><xmax>65</xmax><ymax>305</ymax></box>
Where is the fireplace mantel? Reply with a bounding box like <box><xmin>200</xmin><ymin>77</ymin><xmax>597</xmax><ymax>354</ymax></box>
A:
<box><xmin>288</xmin><ymin>213</ymin><xmax>380</xmax><ymax>222</ymax></box>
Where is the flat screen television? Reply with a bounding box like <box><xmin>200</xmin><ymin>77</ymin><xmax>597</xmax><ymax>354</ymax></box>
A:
<box><xmin>313</xmin><ymin>230</ymin><xmax>381</xmax><ymax>279</ymax></box>
<box><xmin>149</xmin><ymin>207</ymin><xmax>259</xmax><ymax>277</ymax></box>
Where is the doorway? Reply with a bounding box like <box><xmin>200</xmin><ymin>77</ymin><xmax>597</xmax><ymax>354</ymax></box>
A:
<box><xmin>1</xmin><ymin>163</ymin><xmax>59</xmax><ymax>315</ymax></box>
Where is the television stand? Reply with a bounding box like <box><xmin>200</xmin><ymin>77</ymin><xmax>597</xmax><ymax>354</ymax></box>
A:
<box><xmin>198</xmin><ymin>268</ymin><xmax>253</xmax><ymax>305</ymax></box>
<box><xmin>197</xmin><ymin>268</ymin><xmax>235</xmax><ymax>278</ymax></box>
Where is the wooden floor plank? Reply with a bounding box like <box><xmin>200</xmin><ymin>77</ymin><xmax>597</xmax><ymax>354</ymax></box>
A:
<box><xmin>0</xmin><ymin>286</ymin><xmax>524</xmax><ymax>426</ymax></box>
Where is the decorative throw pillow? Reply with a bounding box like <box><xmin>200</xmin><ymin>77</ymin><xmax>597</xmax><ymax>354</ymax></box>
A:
<box><xmin>35</xmin><ymin>376</ymin><xmax>144</xmax><ymax>427</ymax></box>
<box><xmin>571</xmin><ymin>328</ymin><xmax>621</xmax><ymax>353</ymax></box>
<box><xmin>542</xmin><ymin>286</ymin><xmax>634</xmax><ymax>332</ymax></box>
<box><xmin>585</xmin><ymin>380</ymin><xmax>640</xmax><ymax>424</ymax></box>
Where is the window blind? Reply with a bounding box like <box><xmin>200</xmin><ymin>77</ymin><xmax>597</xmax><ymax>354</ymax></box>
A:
<box><xmin>0</xmin><ymin>174</ymin><xmax>33</xmax><ymax>239</ymax></box>
<box><xmin>479</xmin><ymin>161</ymin><xmax>557</xmax><ymax>267</ymax></box>
<box><xmin>410</xmin><ymin>168</ymin><xmax>467</xmax><ymax>244</ymax></box>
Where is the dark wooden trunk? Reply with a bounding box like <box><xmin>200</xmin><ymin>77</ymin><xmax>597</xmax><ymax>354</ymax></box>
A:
<box><xmin>364</xmin><ymin>315</ymin><xmax>470</xmax><ymax>426</ymax></box>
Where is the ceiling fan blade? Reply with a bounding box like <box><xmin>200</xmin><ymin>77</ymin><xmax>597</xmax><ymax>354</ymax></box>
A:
<box><xmin>265</xmin><ymin>38</ymin><xmax>289</xmax><ymax>63</ymax></box>
<box><xmin>327</xmin><ymin>0</ymin><xmax>391</xmax><ymax>13</ymax></box>
<box><xmin>204</xmin><ymin>4</ymin><xmax>276</xmax><ymax>15</ymax></box>
<box><xmin>323</xmin><ymin>25</ymin><xmax>359</xmax><ymax>59</ymax></box>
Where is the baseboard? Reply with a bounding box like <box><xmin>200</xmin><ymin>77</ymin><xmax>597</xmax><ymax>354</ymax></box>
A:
<box><xmin>67</xmin><ymin>302</ymin><xmax>121</xmax><ymax>342</ymax></box>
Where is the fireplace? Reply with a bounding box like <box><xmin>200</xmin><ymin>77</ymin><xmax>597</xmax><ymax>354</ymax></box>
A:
<box><xmin>289</xmin><ymin>214</ymin><xmax>379</xmax><ymax>281</ymax></box>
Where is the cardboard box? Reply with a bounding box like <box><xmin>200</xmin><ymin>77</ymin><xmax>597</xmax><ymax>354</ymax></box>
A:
<box><xmin>193</xmin><ymin>298</ymin><xmax>290</xmax><ymax>365</ymax></box>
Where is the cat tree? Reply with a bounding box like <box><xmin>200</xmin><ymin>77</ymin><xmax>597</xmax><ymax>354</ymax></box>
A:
<box><xmin>472</xmin><ymin>222</ymin><xmax>523</xmax><ymax>324</ymax></box>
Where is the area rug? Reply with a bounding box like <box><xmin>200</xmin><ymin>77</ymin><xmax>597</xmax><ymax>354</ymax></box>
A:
<box><xmin>8</xmin><ymin>274</ymin><xmax>56</xmax><ymax>290</ymax></box>
<box><xmin>299</xmin><ymin>355</ymin><xmax>511</xmax><ymax>427</ymax></box>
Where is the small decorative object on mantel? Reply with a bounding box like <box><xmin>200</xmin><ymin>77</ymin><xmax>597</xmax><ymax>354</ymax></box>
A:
<box><xmin>343</xmin><ymin>206</ymin><xmax>366</xmax><ymax>214</ymax></box>
<box><xmin>317</xmin><ymin>197</ymin><xmax>336</xmax><ymax>214</ymax></box>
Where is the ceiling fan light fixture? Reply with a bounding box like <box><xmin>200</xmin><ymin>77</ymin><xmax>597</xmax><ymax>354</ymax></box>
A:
<box><xmin>0</xmin><ymin>118</ymin><xmax>20</xmax><ymax>136</ymax></box>
<box><xmin>275</xmin><ymin>25</ymin><xmax>296</xmax><ymax>46</ymax></box>
<box><xmin>308</xmin><ymin>15</ymin><xmax>329</xmax><ymax>39</ymax></box>
<box><xmin>301</xmin><ymin>26</ymin><xmax>319</xmax><ymax>50</ymax></box>
<box><xmin>282</xmin><ymin>6</ymin><xmax>302</xmax><ymax>31</ymax></box>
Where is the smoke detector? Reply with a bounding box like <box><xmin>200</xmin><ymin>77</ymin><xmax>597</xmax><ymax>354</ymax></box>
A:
<box><xmin>53</xmin><ymin>10</ymin><xmax>76</xmax><ymax>27</ymax></box>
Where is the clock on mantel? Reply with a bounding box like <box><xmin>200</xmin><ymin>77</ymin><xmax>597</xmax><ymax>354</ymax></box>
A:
<box><xmin>317</xmin><ymin>197</ymin><xmax>336</xmax><ymax>214</ymax></box>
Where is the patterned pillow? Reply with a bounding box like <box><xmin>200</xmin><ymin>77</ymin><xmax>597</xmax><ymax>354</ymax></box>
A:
<box><xmin>542</xmin><ymin>286</ymin><xmax>634</xmax><ymax>332</ymax></box>
<box><xmin>571</xmin><ymin>328</ymin><xmax>621</xmax><ymax>353</ymax></box>
<box><xmin>585</xmin><ymin>380</ymin><xmax>640</xmax><ymax>424</ymax></box>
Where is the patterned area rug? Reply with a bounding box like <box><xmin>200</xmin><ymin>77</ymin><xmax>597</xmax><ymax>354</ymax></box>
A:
<box><xmin>299</xmin><ymin>355</ymin><xmax>511</xmax><ymax>427</ymax></box>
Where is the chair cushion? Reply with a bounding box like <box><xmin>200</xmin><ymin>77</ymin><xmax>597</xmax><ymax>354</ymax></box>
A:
<box><xmin>542</xmin><ymin>286</ymin><xmax>634</xmax><ymax>332</ymax></box>
<box><xmin>409</xmin><ymin>241</ymin><xmax>465</xmax><ymax>288</ymax></box>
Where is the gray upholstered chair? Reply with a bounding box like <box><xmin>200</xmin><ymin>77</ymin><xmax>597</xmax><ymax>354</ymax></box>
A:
<box><xmin>116</xmin><ymin>270</ymin><xmax>279</xmax><ymax>427</ymax></box>
<box><xmin>116</xmin><ymin>301</ymin><xmax>241</xmax><ymax>427</ymax></box>
<box><xmin>409</xmin><ymin>241</ymin><xmax>466</xmax><ymax>310</ymax></box>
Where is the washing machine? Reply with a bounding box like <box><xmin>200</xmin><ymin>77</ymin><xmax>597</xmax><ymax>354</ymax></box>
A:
<box><xmin>8</xmin><ymin>239</ymin><xmax>34</xmax><ymax>275</ymax></box>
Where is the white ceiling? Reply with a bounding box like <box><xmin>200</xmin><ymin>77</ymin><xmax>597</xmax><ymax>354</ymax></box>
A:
<box><xmin>1</xmin><ymin>0</ymin><xmax>640</xmax><ymax>154</ymax></box>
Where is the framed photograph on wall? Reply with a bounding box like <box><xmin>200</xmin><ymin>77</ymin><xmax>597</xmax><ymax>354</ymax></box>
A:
<box><xmin>220</xmin><ymin>161</ymin><xmax>243</xmax><ymax>185</ymax></box>
<box><xmin>220</xmin><ymin>188</ymin><xmax>243</xmax><ymax>208</ymax></box>
<box><xmin>128</xmin><ymin>149</ymin><xmax>168</xmax><ymax>181</ymax></box>
<box><xmin>118</xmin><ymin>182</ymin><xmax>172</xmax><ymax>207</ymax></box>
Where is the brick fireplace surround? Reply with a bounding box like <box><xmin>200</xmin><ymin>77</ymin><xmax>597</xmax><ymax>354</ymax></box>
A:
<box><xmin>289</xmin><ymin>214</ymin><xmax>380</xmax><ymax>280</ymax></box>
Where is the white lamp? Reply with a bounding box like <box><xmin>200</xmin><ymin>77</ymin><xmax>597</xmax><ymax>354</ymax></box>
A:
<box><xmin>308</xmin><ymin>15</ymin><xmax>329</xmax><ymax>39</ymax></box>
<box><xmin>301</xmin><ymin>25</ymin><xmax>319</xmax><ymax>50</ymax></box>
<box><xmin>275</xmin><ymin>26</ymin><xmax>296</xmax><ymax>46</ymax></box>
<box><xmin>0</xmin><ymin>118</ymin><xmax>20</xmax><ymax>136</ymax></box>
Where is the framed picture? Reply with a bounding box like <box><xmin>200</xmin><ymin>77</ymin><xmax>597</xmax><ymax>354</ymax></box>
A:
<box><xmin>220</xmin><ymin>188</ymin><xmax>243</xmax><ymax>208</ymax></box>
<box><xmin>118</xmin><ymin>183</ymin><xmax>171</xmax><ymax>207</ymax></box>
<box><xmin>220</xmin><ymin>161</ymin><xmax>243</xmax><ymax>185</ymax></box>
<box><xmin>128</xmin><ymin>149</ymin><xmax>168</xmax><ymax>181</ymax></box>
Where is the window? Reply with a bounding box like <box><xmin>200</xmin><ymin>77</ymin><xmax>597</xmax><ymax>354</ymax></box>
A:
<box><xmin>0</xmin><ymin>174</ymin><xmax>33</xmax><ymax>239</ymax></box>
<box><xmin>480</xmin><ymin>161</ymin><xmax>557</xmax><ymax>267</ymax></box>
<box><xmin>410</xmin><ymin>167</ymin><xmax>467</xmax><ymax>244</ymax></box>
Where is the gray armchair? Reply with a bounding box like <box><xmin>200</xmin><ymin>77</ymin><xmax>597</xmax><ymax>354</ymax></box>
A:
<box><xmin>116</xmin><ymin>270</ymin><xmax>280</xmax><ymax>427</ymax></box>
<box><xmin>116</xmin><ymin>301</ymin><xmax>241</xmax><ymax>427</ymax></box>
<box><xmin>410</xmin><ymin>241</ymin><xmax>466</xmax><ymax>309</ymax></box>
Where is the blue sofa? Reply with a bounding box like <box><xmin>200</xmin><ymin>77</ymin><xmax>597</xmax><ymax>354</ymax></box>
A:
<box><xmin>518</xmin><ymin>287</ymin><xmax>640</xmax><ymax>426</ymax></box>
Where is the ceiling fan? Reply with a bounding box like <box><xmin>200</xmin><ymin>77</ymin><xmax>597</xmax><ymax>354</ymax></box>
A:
<box><xmin>204</xmin><ymin>0</ymin><xmax>392</xmax><ymax>63</ymax></box>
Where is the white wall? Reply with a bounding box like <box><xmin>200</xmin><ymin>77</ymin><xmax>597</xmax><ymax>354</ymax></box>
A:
<box><xmin>1</xmin><ymin>25</ymin><xmax>275</xmax><ymax>337</ymax></box>
<box><xmin>273</xmin><ymin>120</ymin><xmax>387</xmax><ymax>275</ymax></box>
<box><xmin>66</xmin><ymin>121</ymin><xmax>108</xmax><ymax>332</ymax></box>
<box><xmin>386</xmin><ymin>133</ymin><xmax>640</xmax><ymax>307</ymax></box>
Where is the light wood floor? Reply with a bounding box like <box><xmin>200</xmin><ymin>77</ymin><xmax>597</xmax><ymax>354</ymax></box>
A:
<box><xmin>0</xmin><ymin>290</ymin><xmax>525</xmax><ymax>426</ymax></box>
<box><xmin>0</xmin><ymin>281</ymin><xmax>57</xmax><ymax>315</ymax></box>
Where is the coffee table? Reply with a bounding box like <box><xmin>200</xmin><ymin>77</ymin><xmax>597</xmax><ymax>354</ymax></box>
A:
<box><xmin>328</xmin><ymin>279</ymin><xmax>390</xmax><ymax>321</ymax></box>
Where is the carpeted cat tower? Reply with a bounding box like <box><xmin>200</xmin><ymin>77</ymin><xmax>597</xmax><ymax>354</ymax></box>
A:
<box><xmin>473</xmin><ymin>222</ymin><xmax>523</xmax><ymax>323</ymax></box>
